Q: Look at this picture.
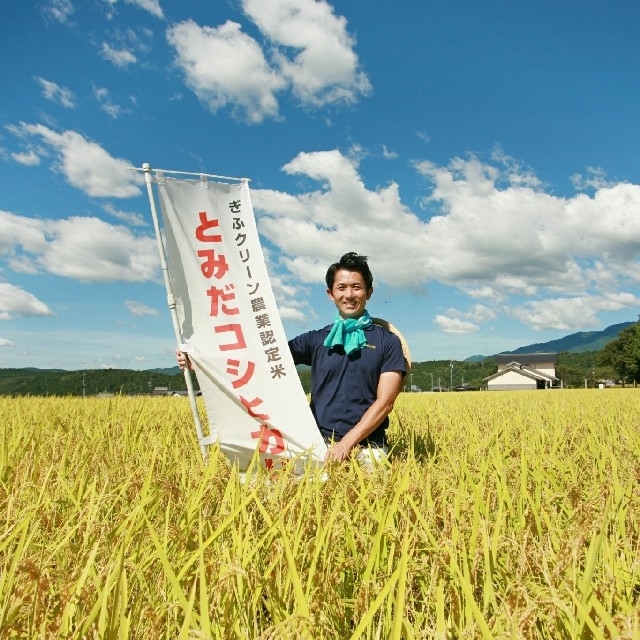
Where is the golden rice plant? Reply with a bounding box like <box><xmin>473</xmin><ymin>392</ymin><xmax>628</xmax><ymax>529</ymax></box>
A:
<box><xmin>0</xmin><ymin>390</ymin><xmax>638</xmax><ymax>638</ymax></box>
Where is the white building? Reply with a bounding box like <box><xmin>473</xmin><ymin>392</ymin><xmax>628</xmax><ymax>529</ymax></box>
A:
<box><xmin>484</xmin><ymin>353</ymin><xmax>559</xmax><ymax>391</ymax></box>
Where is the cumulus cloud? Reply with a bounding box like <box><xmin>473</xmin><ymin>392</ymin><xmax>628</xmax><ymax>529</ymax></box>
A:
<box><xmin>125</xmin><ymin>299</ymin><xmax>159</xmax><ymax>316</ymax></box>
<box><xmin>381</xmin><ymin>145</ymin><xmax>398</xmax><ymax>160</ymax></box>
<box><xmin>12</xmin><ymin>151</ymin><xmax>41</xmax><ymax>166</ymax></box>
<box><xmin>34</xmin><ymin>77</ymin><xmax>75</xmax><ymax>108</ymax></box>
<box><xmin>93</xmin><ymin>87</ymin><xmax>124</xmax><ymax>118</ymax></box>
<box><xmin>100</xmin><ymin>24</ymin><xmax>153</xmax><ymax>68</ymax></box>
<box><xmin>252</xmin><ymin>149</ymin><xmax>640</xmax><ymax>332</ymax></box>
<box><xmin>167</xmin><ymin>20</ymin><xmax>284</xmax><ymax>124</ymax></box>
<box><xmin>42</xmin><ymin>0</ymin><xmax>74</xmax><ymax>24</ymax></box>
<box><xmin>102</xmin><ymin>0</ymin><xmax>164</xmax><ymax>19</ymax></box>
<box><xmin>434</xmin><ymin>315</ymin><xmax>479</xmax><ymax>334</ymax></box>
<box><xmin>433</xmin><ymin>304</ymin><xmax>496</xmax><ymax>335</ymax></box>
<box><xmin>571</xmin><ymin>166</ymin><xmax>616</xmax><ymax>191</ymax></box>
<box><xmin>9</xmin><ymin>123</ymin><xmax>141</xmax><ymax>197</ymax></box>
<box><xmin>510</xmin><ymin>294</ymin><xmax>640</xmax><ymax>331</ymax></box>
<box><xmin>102</xmin><ymin>202</ymin><xmax>147</xmax><ymax>226</ymax></box>
<box><xmin>0</xmin><ymin>210</ymin><xmax>159</xmax><ymax>283</ymax></box>
<box><xmin>167</xmin><ymin>0</ymin><xmax>369</xmax><ymax>122</ymax></box>
<box><xmin>101</xmin><ymin>42</ymin><xmax>138</xmax><ymax>67</ymax></box>
<box><xmin>241</xmin><ymin>0</ymin><xmax>371</xmax><ymax>107</ymax></box>
<box><xmin>0</xmin><ymin>338</ymin><xmax>16</xmax><ymax>347</ymax></box>
<box><xmin>269</xmin><ymin>272</ymin><xmax>314</xmax><ymax>321</ymax></box>
<box><xmin>253</xmin><ymin>149</ymin><xmax>422</xmax><ymax>293</ymax></box>
<box><xmin>0</xmin><ymin>283</ymin><xmax>54</xmax><ymax>320</ymax></box>
<box><xmin>464</xmin><ymin>304</ymin><xmax>496</xmax><ymax>323</ymax></box>
<box><xmin>125</xmin><ymin>0</ymin><xmax>164</xmax><ymax>19</ymax></box>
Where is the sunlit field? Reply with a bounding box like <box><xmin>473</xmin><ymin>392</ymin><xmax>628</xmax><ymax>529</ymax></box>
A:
<box><xmin>1</xmin><ymin>390</ymin><xmax>639</xmax><ymax>639</ymax></box>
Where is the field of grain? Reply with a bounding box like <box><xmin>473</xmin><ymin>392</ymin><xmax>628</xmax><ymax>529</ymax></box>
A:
<box><xmin>1</xmin><ymin>390</ymin><xmax>639</xmax><ymax>639</ymax></box>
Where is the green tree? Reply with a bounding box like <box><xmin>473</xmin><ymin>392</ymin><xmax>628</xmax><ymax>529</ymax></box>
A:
<box><xmin>597</xmin><ymin>321</ymin><xmax>640</xmax><ymax>384</ymax></box>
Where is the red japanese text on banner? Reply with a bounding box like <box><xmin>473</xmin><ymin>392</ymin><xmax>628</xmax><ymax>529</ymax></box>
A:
<box><xmin>156</xmin><ymin>175</ymin><xmax>327</xmax><ymax>469</ymax></box>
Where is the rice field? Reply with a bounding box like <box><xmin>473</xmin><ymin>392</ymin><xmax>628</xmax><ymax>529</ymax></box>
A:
<box><xmin>1</xmin><ymin>390</ymin><xmax>639</xmax><ymax>639</ymax></box>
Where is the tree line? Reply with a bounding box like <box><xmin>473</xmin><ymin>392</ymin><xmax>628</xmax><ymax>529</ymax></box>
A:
<box><xmin>1</xmin><ymin>322</ymin><xmax>637</xmax><ymax>396</ymax></box>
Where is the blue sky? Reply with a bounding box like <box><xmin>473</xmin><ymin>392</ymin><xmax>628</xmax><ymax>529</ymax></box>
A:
<box><xmin>1</xmin><ymin>0</ymin><xmax>639</xmax><ymax>370</ymax></box>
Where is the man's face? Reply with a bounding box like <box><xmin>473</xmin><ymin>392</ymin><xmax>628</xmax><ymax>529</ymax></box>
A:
<box><xmin>327</xmin><ymin>269</ymin><xmax>372</xmax><ymax>319</ymax></box>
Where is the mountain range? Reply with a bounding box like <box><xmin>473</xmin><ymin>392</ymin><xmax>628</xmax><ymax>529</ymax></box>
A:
<box><xmin>465</xmin><ymin>321</ymin><xmax>634</xmax><ymax>362</ymax></box>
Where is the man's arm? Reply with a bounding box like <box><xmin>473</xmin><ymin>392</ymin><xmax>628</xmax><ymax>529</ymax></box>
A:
<box><xmin>324</xmin><ymin>370</ymin><xmax>404</xmax><ymax>463</ymax></box>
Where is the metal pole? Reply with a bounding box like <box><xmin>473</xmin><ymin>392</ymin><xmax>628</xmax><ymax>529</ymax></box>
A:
<box><xmin>142</xmin><ymin>163</ymin><xmax>208</xmax><ymax>459</ymax></box>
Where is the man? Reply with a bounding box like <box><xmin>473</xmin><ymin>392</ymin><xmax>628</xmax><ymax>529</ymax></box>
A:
<box><xmin>288</xmin><ymin>252</ymin><xmax>406</xmax><ymax>463</ymax></box>
<box><xmin>178</xmin><ymin>252</ymin><xmax>406</xmax><ymax>464</ymax></box>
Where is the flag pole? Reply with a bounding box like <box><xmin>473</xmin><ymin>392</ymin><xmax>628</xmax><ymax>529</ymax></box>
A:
<box><xmin>142</xmin><ymin>163</ymin><xmax>208</xmax><ymax>459</ymax></box>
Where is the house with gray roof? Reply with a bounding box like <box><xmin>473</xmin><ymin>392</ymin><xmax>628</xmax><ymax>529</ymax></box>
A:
<box><xmin>484</xmin><ymin>353</ymin><xmax>559</xmax><ymax>390</ymax></box>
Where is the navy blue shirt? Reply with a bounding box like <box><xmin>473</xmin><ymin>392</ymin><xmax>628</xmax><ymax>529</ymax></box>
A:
<box><xmin>288</xmin><ymin>322</ymin><xmax>407</xmax><ymax>446</ymax></box>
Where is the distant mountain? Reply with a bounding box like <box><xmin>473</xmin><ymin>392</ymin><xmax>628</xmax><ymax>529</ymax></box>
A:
<box><xmin>464</xmin><ymin>321</ymin><xmax>634</xmax><ymax>361</ymax></box>
<box><xmin>506</xmin><ymin>322</ymin><xmax>634</xmax><ymax>355</ymax></box>
<box><xmin>149</xmin><ymin>366</ymin><xmax>182</xmax><ymax>375</ymax></box>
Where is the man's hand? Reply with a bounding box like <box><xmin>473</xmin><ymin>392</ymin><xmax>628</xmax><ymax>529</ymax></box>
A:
<box><xmin>176</xmin><ymin>348</ymin><xmax>192</xmax><ymax>370</ymax></box>
<box><xmin>324</xmin><ymin>440</ymin><xmax>354</xmax><ymax>463</ymax></box>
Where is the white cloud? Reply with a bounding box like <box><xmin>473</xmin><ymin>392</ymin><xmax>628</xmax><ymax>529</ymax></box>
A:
<box><xmin>167</xmin><ymin>1</ymin><xmax>369</xmax><ymax>122</ymax></box>
<box><xmin>460</xmin><ymin>285</ymin><xmax>507</xmax><ymax>303</ymax></box>
<box><xmin>269</xmin><ymin>272</ymin><xmax>314</xmax><ymax>321</ymax></box>
<box><xmin>101</xmin><ymin>42</ymin><xmax>138</xmax><ymax>67</ymax></box>
<box><xmin>381</xmin><ymin>145</ymin><xmax>398</xmax><ymax>160</ymax></box>
<box><xmin>10</xmin><ymin>124</ymin><xmax>141</xmax><ymax>197</ymax></box>
<box><xmin>251</xmin><ymin>149</ymin><xmax>426</xmax><ymax>291</ymax></box>
<box><xmin>571</xmin><ymin>167</ymin><xmax>615</xmax><ymax>191</ymax></box>
<box><xmin>0</xmin><ymin>211</ymin><xmax>159</xmax><ymax>283</ymax></box>
<box><xmin>100</xmin><ymin>24</ymin><xmax>154</xmax><ymax>67</ymax></box>
<box><xmin>39</xmin><ymin>218</ymin><xmax>158</xmax><ymax>282</ymax></box>
<box><xmin>259</xmin><ymin>246</ymin><xmax>315</xmax><ymax>321</ymax></box>
<box><xmin>0</xmin><ymin>210</ymin><xmax>49</xmax><ymax>256</ymax></box>
<box><xmin>102</xmin><ymin>0</ymin><xmax>164</xmax><ymax>19</ymax></box>
<box><xmin>12</xmin><ymin>151</ymin><xmax>41</xmax><ymax>166</ymax></box>
<box><xmin>0</xmin><ymin>338</ymin><xmax>16</xmax><ymax>347</ymax></box>
<box><xmin>510</xmin><ymin>293</ymin><xmax>640</xmax><ymax>331</ymax></box>
<box><xmin>125</xmin><ymin>0</ymin><xmax>163</xmax><ymax>18</ymax></box>
<box><xmin>34</xmin><ymin>77</ymin><xmax>75</xmax><ymax>108</ymax></box>
<box><xmin>241</xmin><ymin>0</ymin><xmax>371</xmax><ymax>107</ymax></box>
<box><xmin>252</xmin><ymin>149</ymin><xmax>640</xmax><ymax>332</ymax></box>
<box><xmin>42</xmin><ymin>0</ymin><xmax>74</xmax><ymax>24</ymax></box>
<box><xmin>167</xmin><ymin>20</ymin><xmax>285</xmax><ymax>124</ymax></box>
<box><xmin>413</xmin><ymin>155</ymin><xmax>640</xmax><ymax>289</ymax></box>
<box><xmin>434</xmin><ymin>315</ymin><xmax>479</xmax><ymax>334</ymax></box>
<box><xmin>103</xmin><ymin>202</ymin><xmax>147</xmax><ymax>226</ymax></box>
<box><xmin>466</xmin><ymin>304</ymin><xmax>497</xmax><ymax>323</ymax></box>
<box><xmin>94</xmin><ymin>87</ymin><xmax>124</xmax><ymax>118</ymax></box>
<box><xmin>0</xmin><ymin>283</ymin><xmax>54</xmax><ymax>320</ymax></box>
<box><xmin>432</xmin><ymin>304</ymin><xmax>495</xmax><ymax>335</ymax></box>
<box><xmin>125</xmin><ymin>299</ymin><xmax>159</xmax><ymax>316</ymax></box>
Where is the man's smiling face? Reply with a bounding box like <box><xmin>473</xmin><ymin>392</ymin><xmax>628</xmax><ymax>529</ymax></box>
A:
<box><xmin>327</xmin><ymin>268</ymin><xmax>372</xmax><ymax>319</ymax></box>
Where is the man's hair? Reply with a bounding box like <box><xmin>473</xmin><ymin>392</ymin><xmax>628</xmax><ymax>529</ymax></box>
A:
<box><xmin>325</xmin><ymin>252</ymin><xmax>373</xmax><ymax>290</ymax></box>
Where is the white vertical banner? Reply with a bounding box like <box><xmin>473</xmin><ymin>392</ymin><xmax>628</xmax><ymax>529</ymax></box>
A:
<box><xmin>155</xmin><ymin>172</ymin><xmax>327</xmax><ymax>469</ymax></box>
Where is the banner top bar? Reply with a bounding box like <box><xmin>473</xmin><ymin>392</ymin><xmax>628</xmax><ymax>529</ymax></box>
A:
<box><xmin>135</xmin><ymin>163</ymin><xmax>248</xmax><ymax>183</ymax></box>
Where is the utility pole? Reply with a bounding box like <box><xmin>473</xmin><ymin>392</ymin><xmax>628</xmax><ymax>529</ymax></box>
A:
<box><xmin>430</xmin><ymin>371</ymin><xmax>434</xmax><ymax>391</ymax></box>
<box><xmin>450</xmin><ymin>361</ymin><xmax>453</xmax><ymax>391</ymax></box>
